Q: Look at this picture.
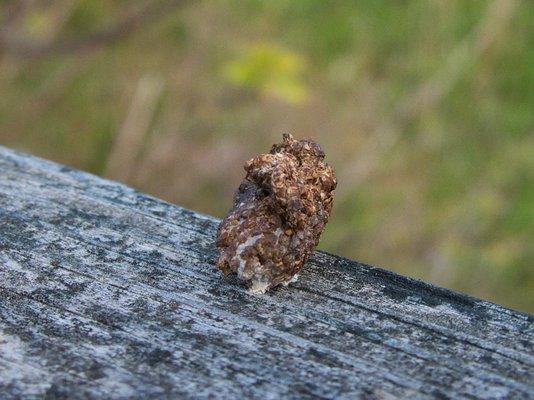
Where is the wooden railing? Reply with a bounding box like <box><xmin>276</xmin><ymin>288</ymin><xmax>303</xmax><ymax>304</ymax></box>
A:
<box><xmin>0</xmin><ymin>146</ymin><xmax>532</xmax><ymax>399</ymax></box>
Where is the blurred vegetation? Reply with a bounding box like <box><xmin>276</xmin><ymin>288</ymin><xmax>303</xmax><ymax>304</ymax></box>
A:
<box><xmin>0</xmin><ymin>0</ymin><xmax>532</xmax><ymax>312</ymax></box>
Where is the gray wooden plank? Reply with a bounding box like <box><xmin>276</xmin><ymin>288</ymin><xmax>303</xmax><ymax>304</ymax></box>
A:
<box><xmin>0</xmin><ymin>197</ymin><xmax>532</xmax><ymax>390</ymax></box>
<box><xmin>1</xmin><ymin>150</ymin><xmax>530</xmax><ymax>333</ymax></box>
<box><xmin>0</xmin><ymin>145</ymin><xmax>533</xmax><ymax>399</ymax></box>
<box><xmin>0</xmin><ymin>216</ymin><xmax>528</xmax><ymax>400</ymax></box>
<box><xmin>1</xmin><ymin>153</ymin><xmax>532</xmax><ymax>355</ymax></box>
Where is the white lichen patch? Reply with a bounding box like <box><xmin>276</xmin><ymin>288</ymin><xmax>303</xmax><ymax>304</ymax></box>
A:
<box><xmin>235</xmin><ymin>234</ymin><xmax>262</xmax><ymax>278</ymax></box>
<box><xmin>283</xmin><ymin>274</ymin><xmax>299</xmax><ymax>287</ymax></box>
<box><xmin>248</xmin><ymin>279</ymin><xmax>271</xmax><ymax>294</ymax></box>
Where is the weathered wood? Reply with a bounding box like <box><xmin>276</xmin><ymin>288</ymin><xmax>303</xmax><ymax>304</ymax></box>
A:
<box><xmin>0</xmin><ymin>146</ymin><xmax>532</xmax><ymax>400</ymax></box>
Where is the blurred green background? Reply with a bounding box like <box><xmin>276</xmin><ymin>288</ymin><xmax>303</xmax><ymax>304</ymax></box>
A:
<box><xmin>0</xmin><ymin>0</ymin><xmax>532</xmax><ymax>312</ymax></box>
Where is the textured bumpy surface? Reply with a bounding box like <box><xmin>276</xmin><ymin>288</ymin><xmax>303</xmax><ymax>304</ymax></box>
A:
<box><xmin>216</xmin><ymin>134</ymin><xmax>336</xmax><ymax>293</ymax></box>
<box><xmin>0</xmin><ymin>146</ymin><xmax>533</xmax><ymax>399</ymax></box>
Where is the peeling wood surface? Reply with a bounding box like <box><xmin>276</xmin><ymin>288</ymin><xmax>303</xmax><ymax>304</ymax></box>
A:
<box><xmin>0</xmin><ymin>146</ymin><xmax>532</xmax><ymax>400</ymax></box>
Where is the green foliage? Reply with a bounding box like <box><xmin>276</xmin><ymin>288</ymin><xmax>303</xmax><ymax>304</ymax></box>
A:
<box><xmin>223</xmin><ymin>43</ymin><xmax>308</xmax><ymax>103</ymax></box>
<box><xmin>64</xmin><ymin>0</ymin><xmax>107</xmax><ymax>37</ymax></box>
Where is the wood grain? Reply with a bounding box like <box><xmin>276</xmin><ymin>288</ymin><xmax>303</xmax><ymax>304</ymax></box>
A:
<box><xmin>0</xmin><ymin>146</ymin><xmax>532</xmax><ymax>399</ymax></box>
